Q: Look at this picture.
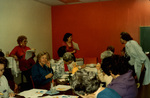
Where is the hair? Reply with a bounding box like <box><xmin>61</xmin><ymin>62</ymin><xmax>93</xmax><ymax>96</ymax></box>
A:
<box><xmin>0</xmin><ymin>51</ymin><xmax>4</xmax><ymax>57</ymax></box>
<box><xmin>0</xmin><ymin>57</ymin><xmax>8</xmax><ymax>69</ymax></box>
<box><xmin>57</xmin><ymin>46</ymin><xmax>66</xmax><ymax>57</ymax></box>
<box><xmin>17</xmin><ymin>35</ymin><xmax>27</xmax><ymax>44</ymax></box>
<box><xmin>107</xmin><ymin>46</ymin><xmax>115</xmax><ymax>53</ymax></box>
<box><xmin>63</xmin><ymin>52</ymin><xmax>74</xmax><ymax>62</ymax></box>
<box><xmin>36</xmin><ymin>51</ymin><xmax>50</xmax><ymax>63</ymax></box>
<box><xmin>70</xmin><ymin>69</ymin><xmax>100</xmax><ymax>95</ymax></box>
<box><xmin>63</xmin><ymin>33</ymin><xmax>72</xmax><ymax>42</ymax></box>
<box><xmin>101</xmin><ymin>55</ymin><xmax>129</xmax><ymax>76</ymax></box>
<box><xmin>120</xmin><ymin>32</ymin><xmax>133</xmax><ymax>41</ymax></box>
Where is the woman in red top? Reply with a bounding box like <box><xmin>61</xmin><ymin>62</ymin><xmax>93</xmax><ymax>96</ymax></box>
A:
<box><xmin>10</xmin><ymin>35</ymin><xmax>35</xmax><ymax>89</ymax></box>
<box><xmin>63</xmin><ymin>33</ymin><xmax>79</xmax><ymax>61</ymax></box>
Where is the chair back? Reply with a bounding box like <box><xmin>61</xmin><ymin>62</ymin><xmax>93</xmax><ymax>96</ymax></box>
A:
<box><xmin>84</xmin><ymin>57</ymin><xmax>98</xmax><ymax>64</ymax></box>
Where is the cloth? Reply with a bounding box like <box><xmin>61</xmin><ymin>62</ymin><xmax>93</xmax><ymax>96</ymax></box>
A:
<box><xmin>97</xmin><ymin>70</ymin><xmax>112</xmax><ymax>86</ymax></box>
<box><xmin>107</xmin><ymin>70</ymin><xmax>138</xmax><ymax>98</ymax></box>
<box><xmin>3</xmin><ymin>68</ymin><xmax>15</xmax><ymax>91</ymax></box>
<box><xmin>10</xmin><ymin>46</ymin><xmax>35</xmax><ymax>71</ymax></box>
<box><xmin>0</xmin><ymin>75</ymin><xmax>13</xmax><ymax>98</ymax></box>
<box><xmin>64</xmin><ymin>64</ymin><xmax>69</xmax><ymax>71</ymax></box>
<box><xmin>53</xmin><ymin>58</ymin><xmax>73</xmax><ymax>79</ymax></box>
<box><xmin>96</xmin><ymin>88</ymin><xmax>121</xmax><ymax>98</ymax></box>
<box><xmin>62</xmin><ymin>42</ymin><xmax>74</xmax><ymax>52</ymax></box>
<box><xmin>125</xmin><ymin>40</ymin><xmax>150</xmax><ymax>85</ymax></box>
<box><xmin>31</xmin><ymin>62</ymin><xmax>53</xmax><ymax>90</ymax></box>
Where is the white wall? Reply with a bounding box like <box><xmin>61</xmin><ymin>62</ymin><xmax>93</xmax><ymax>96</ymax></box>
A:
<box><xmin>0</xmin><ymin>0</ymin><xmax>53</xmax><ymax>57</ymax></box>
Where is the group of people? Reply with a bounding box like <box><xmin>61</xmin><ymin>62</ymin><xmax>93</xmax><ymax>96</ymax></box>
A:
<box><xmin>0</xmin><ymin>32</ymin><xmax>79</xmax><ymax>97</ymax></box>
<box><xmin>1</xmin><ymin>31</ymin><xmax>150</xmax><ymax>98</ymax></box>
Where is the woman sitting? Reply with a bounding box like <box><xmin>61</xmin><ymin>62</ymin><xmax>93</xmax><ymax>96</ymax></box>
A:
<box><xmin>101</xmin><ymin>55</ymin><xmax>138</xmax><ymax>98</ymax></box>
<box><xmin>31</xmin><ymin>52</ymin><xmax>53</xmax><ymax>90</ymax></box>
<box><xmin>70</xmin><ymin>69</ymin><xmax>121</xmax><ymax>98</ymax></box>
<box><xmin>0</xmin><ymin>57</ymin><xmax>15</xmax><ymax>97</ymax></box>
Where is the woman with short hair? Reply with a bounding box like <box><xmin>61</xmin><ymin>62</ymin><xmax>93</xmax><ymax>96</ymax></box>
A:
<box><xmin>31</xmin><ymin>52</ymin><xmax>53</xmax><ymax>90</ymax></box>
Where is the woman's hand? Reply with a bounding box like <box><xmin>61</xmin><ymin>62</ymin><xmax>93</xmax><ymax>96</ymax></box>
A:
<box><xmin>45</xmin><ymin>73</ymin><xmax>53</xmax><ymax>79</ymax></box>
<box><xmin>9</xmin><ymin>92</ymin><xmax>15</xmax><ymax>97</ymax></box>
<box><xmin>46</xmin><ymin>61</ymin><xmax>51</xmax><ymax>68</ymax></box>
<box><xmin>96</xmin><ymin>63</ymin><xmax>101</xmax><ymax>70</ymax></box>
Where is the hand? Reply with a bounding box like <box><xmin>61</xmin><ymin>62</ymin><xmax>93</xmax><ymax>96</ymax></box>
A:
<box><xmin>9</xmin><ymin>92</ymin><xmax>15</xmax><ymax>97</ymax></box>
<box><xmin>72</xmin><ymin>62</ymin><xmax>77</xmax><ymax>68</ymax></box>
<box><xmin>46</xmin><ymin>61</ymin><xmax>51</xmax><ymax>68</ymax></box>
<box><xmin>13</xmin><ymin>55</ymin><xmax>18</xmax><ymax>61</ymax></box>
<box><xmin>46</xmin><ymin>73</ymin><xmax>53</xmax><ymax>79</ymax></box>
<box><xmin>96</xmin><ymin>63</ymin><xmax>101</xmax><ymax>70</ymax></box>
<box><xmin>14</xmin><ymin>84</ymin><xmax>18</xmax><ymax>93</ymax></box>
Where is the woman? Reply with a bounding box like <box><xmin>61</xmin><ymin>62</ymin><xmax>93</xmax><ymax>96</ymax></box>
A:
<box><xmin>63</xmin><ymin>33</ymin><xmax>79</xmax><ymax>61</ymax></box>
<box><xmin>120</xmin><ymin>32</ymin><xmax>150</xmax><ymax>85</ymax></box>
<box><xmin>101</xmin><ymin>55</ymin><xmax>138</xmax><ymax>98</ymax></box>
<box><xmin>0</xmin><ymin>57</ymin><xmax>15</xmax><ymax>97</ymax></box>
<box><xmin>70</xmin><ymin>69</ymin><xmax>121</xmax><ymax>98</ymax></box>
<box><xmin>31</xmin><ymin>52</ymin><xmax>53</xmax><ymax>90</ymax></box>
<box><xmin>9</xmin><ymin>35</ymin><xmax>35</xmax><ymax>89</ymax></box>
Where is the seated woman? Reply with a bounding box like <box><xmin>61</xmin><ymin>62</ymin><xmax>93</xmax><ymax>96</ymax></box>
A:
<box><xmin>101</xmin><ymin>55</ymin><xmax>138</xmax><ymax>98</ymax></box>
<box><xmin>54</xmin><ymin>49</ymin><xmax>75</xmax><ymax>79</ymax></box>
<box><xmin>70</xmin><ymin>69</ymin><xmax>121</xmax><ymax>98</ymax></box>
<box><xmin>0</xmin><ymin>57</ymin><xmax>15</xmax><ymax>97</ymax></box>
<box><xmin>31</xmin><ymin>52</ymin><xmax>53</xmax><ymax>90</ymax></box>
<box><xmin>0</xmin><ymin>51</ymin><xmax>18</xmax><ymax>93</ymax></box>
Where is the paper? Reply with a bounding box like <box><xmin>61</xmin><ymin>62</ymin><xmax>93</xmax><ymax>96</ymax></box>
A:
<box><xmin>25</xmin><ymin>50</ymin><xmax>35</xmax><ymax>60</ymax></box>
<box><xmin>56</xmin><ymin>85</ymin><xmax>71</xmax><ymax>91</ymax></box>
<box><xmin>42</xmin><ymin>95</ymin><xmax>78</xmax><ymax>98</ymax></box>
<box><xmin>18</xmin><ymin>89</ymin><xmax>47</xmax><ymax>98</ymax></box>
<box><xmin>72</xmin><ymin>41</ymin><xmax>80</xmax><ymax>50</ymax></box>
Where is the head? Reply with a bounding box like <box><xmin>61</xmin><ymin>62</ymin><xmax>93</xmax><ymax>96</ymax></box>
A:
<box><xmin>57</xmin><ymin>46</ymin><xmax>66</xmax><ymax>57</ymax></box>
<box><xmin>63</xmin><ymin>52</ymin><xmax>74</xmax><ymax>65</ymax></box>
<box><xmin>36</xmin><ymin>51</ymin><xmax>50</xmax><ymax>66</ymax></box>
<box><xmin>101</xmin><ymin>55</ymin><xmax>129</xmax><ymax>78</ymax></box>
<box><xmin>70</xmin><ymin>69</ymin><xmax>100</xmax><ymax>95</ymax></box>
<box><xmin>120</xmin><ymin>32</ymin><xmax>133</xmax><ymax>44</ymax></box>
<box><xmin>17</xmin><ymin>35</ymin><xmax>28</xmax><ymax>47</ymax></box>
<box><xmin>63</xmin><ymin>33</ymin><xmax>72</xmax><ymax>42</ymax></box>
<box><xmin>0</xmin><ymin>57</ymin><xmax>7</xmax><ymax>77</ymax></box>
<box><xmin>0</xmin><ymin>51</ymin><xmax>4</xmax><ymax>57</ymax></box>
<box><xmin>107</xmin><ymin>46</ymin><xmax>115</xmax><ymax>53</ymax></box>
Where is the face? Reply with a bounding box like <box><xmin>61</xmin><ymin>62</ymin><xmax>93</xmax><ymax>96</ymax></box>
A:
<box><xmin>120</xmin><ymin>38</ymin><xmax>125</xmax><ymax>44</ymax></box>
<box><xmin>39</xmin><ymin>55</ymin><xmax>47</xmax><ymax>66</ymax></box>
<box><xmin>67</xmin><ymin>36</ymin><xmax>72</xmax><ymax>42</ymax></box>
<box><xmin>20</xmin><ymin>39</ymin><xmax>28</xmax><ymax>47</ymax></box>
<box><xmin>0</xmin><ymin>64</ymin><xmax>4</xmax><ymax>77</ymax></box>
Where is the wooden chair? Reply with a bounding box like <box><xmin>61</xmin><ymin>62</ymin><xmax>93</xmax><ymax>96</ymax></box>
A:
<box><xmin>83</xmin><ymin>57</ymin><xmax>98</xmax><ymax>64</ymax></box>
<box><xmin>30</xmin><ymin>76</ymin><xmax>35</xmax><ymax>88</ymax></box>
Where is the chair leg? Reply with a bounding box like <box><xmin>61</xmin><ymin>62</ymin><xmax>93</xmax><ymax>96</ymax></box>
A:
<box><xmin>21</xmin><ymin>72</ymin><xmax>24</xmax><ymax>83</ymax></box>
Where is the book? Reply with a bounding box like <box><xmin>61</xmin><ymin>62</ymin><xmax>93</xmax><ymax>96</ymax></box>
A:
<box><xmin>25</xmin><ymin>50</ymin><xmax>35</xmax><ymax>60</ymax></box>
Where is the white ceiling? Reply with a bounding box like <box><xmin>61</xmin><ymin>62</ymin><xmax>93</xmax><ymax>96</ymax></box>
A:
<box><xmin>34</xmin><ymin>0</ymin><xmax>111</xmax><ymax>6</ymax></box>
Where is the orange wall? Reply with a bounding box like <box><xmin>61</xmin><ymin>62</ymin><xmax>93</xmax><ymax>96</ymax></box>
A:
<box><xmin>52</xmin><ymin>0</ymin><xmax>150</xmax><ymax>62</ymax></box>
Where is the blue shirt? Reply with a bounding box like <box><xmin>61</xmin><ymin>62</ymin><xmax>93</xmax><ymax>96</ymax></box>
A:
<box><xmin>31</xmin><ymin>62</ymin><xmax>53</xmax><ymax>88</ymax></box>
<box><xmin>97</xmin><ymin>88</ymin><xmax>121</xmax><ymax>98</ymax></box>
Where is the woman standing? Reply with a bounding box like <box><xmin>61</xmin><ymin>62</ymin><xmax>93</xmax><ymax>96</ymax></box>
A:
<box><xmin>10</xmin><ymin>35</ymin><xmax>35</xmax><ymax>89</ymax></box>
<box><xmin>120</xmin><ymin>32</ymin><xmax>150</xmax><ymax>85</ymax></box>
<box><xmin>63</xmin><ymin>33</ymin><xmax>79</xmax><ymax>61</ymax></box>
<box><xmin>31</xmin><ymin>52</ymin><xmax>53</xmax><ymax>90</ymax></box>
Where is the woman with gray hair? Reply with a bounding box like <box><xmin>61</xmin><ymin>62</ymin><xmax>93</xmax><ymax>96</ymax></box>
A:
<box><xmin>31</xmin><ymin>51</ymin><xmax>53</xmax><ymax>90</ymax></box>
<box><xmin>70</xmin><ymin>69</ymin><xmax>121</xmax><ymax>98</ymax></box>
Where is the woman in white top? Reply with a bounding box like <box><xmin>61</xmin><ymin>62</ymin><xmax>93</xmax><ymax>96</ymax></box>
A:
<box><xmin>0</xmin><ymin>57</ymin><xmax>15</xmax><ymax>97</ymax></box>
<box><xmin>120</xmin><ymin>32</ymin><xmax>150</xmax><ymax>85</ymax></box>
